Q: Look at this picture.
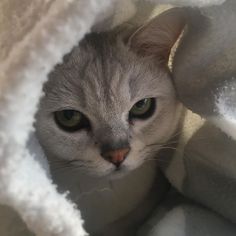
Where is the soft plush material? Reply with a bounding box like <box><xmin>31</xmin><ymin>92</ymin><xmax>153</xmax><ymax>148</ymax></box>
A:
<box><xmin>0</xmin><ymin>0</ymin><xmax>235</xmax><ymax>236</ymax></box>
<box><xmin>169</xmin><ymin>0</ymin><xmax>236</xmax><ymax>221</ymax></box>
<box><xmin>142</xmin><ymin>1</ymin><xmax>236</xmax><ymax>235</ymax></box>
<box><xmin>173</xmin><ymin>0</ymin><xmax>236</xmax><ymax>138</ymax></box>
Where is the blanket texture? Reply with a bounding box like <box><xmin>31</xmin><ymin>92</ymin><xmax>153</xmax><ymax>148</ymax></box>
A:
<box><xmin>146</xmin><ymin>1</ymin><xmax>236</xmax><ymax>235</ymax></box>
<box><xmin>1</xmin><ymin>0</ymin><xmax>235</xmax><ymax>236</ymax></box>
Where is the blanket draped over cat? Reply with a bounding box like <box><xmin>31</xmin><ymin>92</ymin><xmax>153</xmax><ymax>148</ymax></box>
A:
<box><xmin>0</xmin><ymin>0</ymin><xmax>236</xmax><ymax>236</ymax></box>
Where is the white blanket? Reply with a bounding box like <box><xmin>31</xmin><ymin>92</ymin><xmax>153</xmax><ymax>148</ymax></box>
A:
<box><xmin>0</xmin><ymin>0</ymin><xmax>233</xmax><ymax>235</ymax></box>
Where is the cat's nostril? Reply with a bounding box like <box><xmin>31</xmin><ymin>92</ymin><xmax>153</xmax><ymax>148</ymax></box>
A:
<box><xmin>101</xmin><ymin>147</ymin><xmax>130</xmax><ymax>167</ymax></box>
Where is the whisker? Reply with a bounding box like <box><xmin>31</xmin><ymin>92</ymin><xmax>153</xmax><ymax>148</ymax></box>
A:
<box><xmin>167</xmin><ymin>130</ymin><xmax>184</xmax><ymax>139</ymax></box>
<box><xmin>147</xmin><ymin>140</ymin><xmax>179</xmax><ymax>148</ymax></box>
<box><xmin>147</xmin><ymin>134</ymin><xmax>209</xmax><ymax>149</ymax></box>
<box><xmin>50</xmin><ymin>161</ymin><xmax>92</xmax><ymax>174</ymax></box>
<box><xmin>144</xmin><ymin>158</ymin><xmax>170</xmax><ymax>164</ymax></box>
<box><xmin>160</xmin><ymin>146</ymin><xmax>179</xmax><ymax>151</ymax></box>
<box><xmin>146</xmin><ymin>146</ymin><xmax>181</xmax><ymax>156</ymax></box>
<box><xmin>74</xmin><ymin>187</ymin><xmax>112</xmax><ymax>201</ymax></box>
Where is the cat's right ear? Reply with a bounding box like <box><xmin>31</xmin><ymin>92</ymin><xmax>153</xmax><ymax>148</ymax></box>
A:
<box><xmin>128</xmin><ymin>8</ymin><xmax>187</xmax><ymax>65</ymax></box>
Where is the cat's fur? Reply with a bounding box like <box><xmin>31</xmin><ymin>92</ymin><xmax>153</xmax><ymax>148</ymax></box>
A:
<box><xmin>35</xmin><ymin>8</ymin><xmax>186</xmax><ymax>236</ymax></box>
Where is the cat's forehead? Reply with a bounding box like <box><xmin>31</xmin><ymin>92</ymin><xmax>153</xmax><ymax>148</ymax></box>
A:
<box><xmin>45</xmin><ymin>32</ymin><xmax>172</xmax><ymax>114</ymax></box>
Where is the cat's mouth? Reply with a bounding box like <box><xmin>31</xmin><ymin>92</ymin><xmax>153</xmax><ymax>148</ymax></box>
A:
<box><xmin>108</xmin><ymin>165</ymin><xmax>130</xmax><ymax>179</ymax></box>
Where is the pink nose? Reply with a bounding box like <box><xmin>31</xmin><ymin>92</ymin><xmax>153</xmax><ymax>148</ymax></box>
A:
<box><xmin>102</xmin><ymin>148</ymin><xmax>130</xmax><ymax>167</ymax></box>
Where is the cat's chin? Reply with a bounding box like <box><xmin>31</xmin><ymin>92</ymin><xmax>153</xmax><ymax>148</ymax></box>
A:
<box><xmin>85</xmin><ymin>165</ymin><xmax>133</xmax><ymax>180</ymax></box>
<box><xmin>75</xmin><ymin>160</ymin><xmax>143</xmax><ymax>179</ymax></box>
<box><xmin>107</xmin><ymin>166</ymin><xmax>131</xmax><ymax>180</ymax></box>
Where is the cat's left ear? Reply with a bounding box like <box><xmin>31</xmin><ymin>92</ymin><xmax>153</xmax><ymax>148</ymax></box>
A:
<box><xmin>128</xmin><ymin>8</ymin><xmax>187</xmax><ymax>65</ymax></box>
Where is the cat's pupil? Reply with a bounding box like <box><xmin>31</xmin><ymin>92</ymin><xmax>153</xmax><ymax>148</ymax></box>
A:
<box><xmin>64</xmin><ymin>110</ymin><xmax>76</xmax><ymax>120</ymax></box>
<box><xmin>135</xmin><ymin>99</ymin><xmax>148</xmax><ymax>108</ymax></box>
<box><xmin>54</xmin><ymin>109</ymin><xmax>90</xmax><ymax>132</ymax></box>
<box><xmin>129</xmin><ymin>98</ymin><xmax>155</xmax><ymax>120</ymax></box>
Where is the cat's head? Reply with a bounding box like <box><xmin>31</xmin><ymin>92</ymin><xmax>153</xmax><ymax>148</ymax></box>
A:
<box><xmin>35</xmin><ymin>8</ymin><xmax>186</xmax><ymax>177</ymax></box>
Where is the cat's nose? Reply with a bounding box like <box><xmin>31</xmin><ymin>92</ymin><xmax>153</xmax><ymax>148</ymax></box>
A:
<box><xmin>101</xmin><ymin>147</ymin><xmax>130</xmax><ymax>168</ymax></box>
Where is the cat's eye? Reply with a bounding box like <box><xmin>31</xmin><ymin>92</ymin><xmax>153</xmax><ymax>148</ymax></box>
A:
<box><xmin>54</xmin><ymin>110</ymin><xmax>90</xmax><ymax>132</ymax></box>
<box><xmin>129</xmin><ymin>98</ymin><xmax>155</xmax><ymax>120</ymax></box>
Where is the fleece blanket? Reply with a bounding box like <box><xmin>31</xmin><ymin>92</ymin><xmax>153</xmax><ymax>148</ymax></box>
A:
<box><xmin>0</xmin><ymin>0</ymin><xmax>235</xmax><ymax>236</ymax></box>
<box><xmin>140</xmin><ymin>1</ymin><xmax>236</xmax><ymax>235</ymax></box>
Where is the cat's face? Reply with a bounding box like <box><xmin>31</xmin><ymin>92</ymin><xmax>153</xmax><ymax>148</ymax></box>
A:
<box><xmin>35</xmin><ymin>8</ymin><xmax>185</xmax><ymax>177</ymax></box>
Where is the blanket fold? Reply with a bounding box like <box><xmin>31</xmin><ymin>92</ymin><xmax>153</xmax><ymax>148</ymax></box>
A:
<box><xmin>1</xmin><ymin>0</ymin><xmax>235</xmax><ymax>235</ymax></box>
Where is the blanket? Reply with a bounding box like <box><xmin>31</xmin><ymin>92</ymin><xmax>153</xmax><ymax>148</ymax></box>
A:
<box><xmin>0</xmin><ymin>0</ymin><xmax>235</xmax><ymax>235</ymax></box>
<box><xmin>140</xmin><ymin>1</ymin><xmax>236</xmax><ymax>235</ymax></box>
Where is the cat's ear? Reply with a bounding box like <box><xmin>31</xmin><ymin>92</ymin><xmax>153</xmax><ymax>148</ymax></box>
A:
<box><xmin>128</xmin><ymin>8</ymin><xmax>187</xmax><ymax>65</ymax></box>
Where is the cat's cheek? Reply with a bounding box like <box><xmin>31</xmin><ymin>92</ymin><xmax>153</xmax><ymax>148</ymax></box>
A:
<box><xmin>81</xmin><ymin>148</ymin><xmax>115</xmax><ymax>176</ymax></box>
<box><xmin>123</xmin><ymin>155</ymin><xmax>144</xmax><ymax>171</ymax></box>
<box><xmin>131</xmin><ymin>121</ymin><xmax>148</xmax><ymax>133</ymax></box>
<box><xmin>130</xmin><ymin>138</ymin><xmax>145</xmax><ymax>151</ymax></box>
<box><xmin>93</xmin><ymin>164</ymin><xmax>115</xmax><ymax>176</ymax></box>
<box><xmin>130</xmin><ymin>113</ymin><xmax>160</xmax><ymax>136</ymax></box>
<box><xmin>122</xmin><ymin>140</ymin><xmax>145</xmax><ymax>170</ymax></box>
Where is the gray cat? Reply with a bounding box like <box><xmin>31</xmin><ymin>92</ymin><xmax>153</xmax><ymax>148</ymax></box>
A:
<box><xmin>35</xmin><ymin>8</ymin><xmax>185</xmax><ymax>236</ymax></box>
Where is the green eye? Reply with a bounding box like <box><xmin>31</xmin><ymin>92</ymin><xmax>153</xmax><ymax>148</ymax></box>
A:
<box><xmin>129</xmin><ymin>98</ymin><xmax>155</xmax><ymax>120</ymax></box>
<box><xmin>54</xmin><ymin>110</ymin><xmax>90</xmax><ymax>132</ymax></box>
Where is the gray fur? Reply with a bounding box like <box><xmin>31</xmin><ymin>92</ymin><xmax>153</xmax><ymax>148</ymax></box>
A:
<box><xmin>35</xmin><ymin>8</ymin><xmax>185</xmax><ymax>235</ymax></box>
<box><xmin>36</xmin><ymin>31</ymin><xmax>181</xmax><ymax>176</ymax></box>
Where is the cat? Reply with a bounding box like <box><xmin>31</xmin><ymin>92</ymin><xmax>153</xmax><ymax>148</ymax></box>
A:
<box><xmin>35</xmin><ymin>8</ymin><xmax>185</xmax><ymax>236</ymax></box>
